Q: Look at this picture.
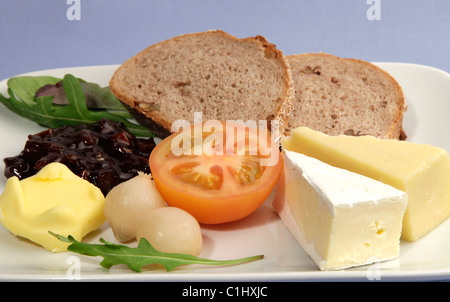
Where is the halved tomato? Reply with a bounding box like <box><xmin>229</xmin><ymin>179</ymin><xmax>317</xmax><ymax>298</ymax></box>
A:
<box><xmin>149</xmin><ymin>121</ymin><xmax>282</xmax><ymax>224</ymax></box>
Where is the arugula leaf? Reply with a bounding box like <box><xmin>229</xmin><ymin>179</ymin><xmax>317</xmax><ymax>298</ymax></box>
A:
<box><xmin>7</xmin><ymin>76</ymin><xmax>61</xmax><ymax>105</ymax></box>
<box><xmin>50</xmin><ymin>231</ymin><xmax>264</xmax><ymax>272</ymax></box>
<box><xmin>35</xmin><ymin>78</ymin><xmax>129</xmax><ymax>112</ymax></box>
<box><xmin>0</xmin><ymin>74</ymin><xmax>153</xmax><ymax>137</ymax></box>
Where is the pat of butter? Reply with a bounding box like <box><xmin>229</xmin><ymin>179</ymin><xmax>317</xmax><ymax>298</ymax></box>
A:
<box><xmin>282</xmin><ymin>127</ymin><xmax>450</xmax><ymax>241</ymax></box>
<box><xmin>273</xmin><ymin>150</ymin><xmax>407</xmax><ymax>270</ymax></box>
<box><xmin>0</xmin><ymin>162</ymin><xmax>105</xmax><ymax>252</ymax></box>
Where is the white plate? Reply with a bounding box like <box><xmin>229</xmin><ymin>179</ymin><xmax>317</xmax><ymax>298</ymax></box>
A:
<box><xmin>0</xmin><ymin>64</ymin><xmax>449</xmax><ymax>281</ymax></box>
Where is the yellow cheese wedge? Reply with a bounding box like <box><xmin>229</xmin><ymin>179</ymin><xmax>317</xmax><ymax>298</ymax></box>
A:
<box><xmin>0</xmin><ymin>163</ymin><xmax>105</xmax><ymax>252</ymax></box>
<box><xmin>282</xmin><ymin>127</ymin><xmax>450</xmax><ymax>241</ymax></box>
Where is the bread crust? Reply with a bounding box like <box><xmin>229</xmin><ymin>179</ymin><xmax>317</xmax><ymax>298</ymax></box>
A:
<box><xmin>110</xmin><ymin>30</ymin><xmax>294</xmax><ymax>138</ymax></box>
<box><xmin>286</xmin><ymin>52</ymin><xmax>406</xmax><ymax>140</ymax></box>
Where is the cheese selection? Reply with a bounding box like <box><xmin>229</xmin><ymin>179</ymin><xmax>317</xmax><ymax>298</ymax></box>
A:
<box><xmin>282</xmin><ymin>127</ymin><xmax>450</xmax><ymax>242</ymax></box>
<box><xmin>273</xmin><ymin>150</ymin><xmax>408</xmax><ymax>270</ymax></box>
<box><xmin>0</xmin><ymin>162</ymin><xmax>105</xmax><ymax>252</ymax></box>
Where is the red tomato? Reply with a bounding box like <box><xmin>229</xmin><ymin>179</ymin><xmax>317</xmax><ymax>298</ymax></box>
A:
<box><xmin>149</xmin><ymin>121</ymin><xmax>282</xmax><ymax>224</ymax></box>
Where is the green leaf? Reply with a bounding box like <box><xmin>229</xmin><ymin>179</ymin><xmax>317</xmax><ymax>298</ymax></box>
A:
<box><xmin>0</xmin><ymin>74</ymin><xmax>153</xmax><ymax>137</ymax></box>
<box><xmin>80</xmin><ymin>81</ymin><xmax>129</xmax><ymax>111</ymax></box>
<box><xmin>34</xmin><ymin>77</ymin><xmax>129</xmax><ymax>112</ymax></box>
<box><xmin>62</xmin><ymin>73</ymin><xmax>89</xmax><ymax>119</ymax></box>
<box><xmin>7</xmin><ymin>76</ymin><xmax>60</xmax><ymax>105</ymax></box>
<box><xmin>49</xmin><ymin>231</ymin><xmax>264</xmax><ymax>273</ymax></box>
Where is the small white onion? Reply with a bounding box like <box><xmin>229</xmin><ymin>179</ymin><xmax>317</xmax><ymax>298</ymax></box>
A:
<box><xmin>135</xmin><ymin>207</ymin><xmax>203</xmax><ymax>256</ymax></box>
<box><xmin>104</xmin><ymin>172</ymin><xmax>166</xmax><ymax>242</ymax></box>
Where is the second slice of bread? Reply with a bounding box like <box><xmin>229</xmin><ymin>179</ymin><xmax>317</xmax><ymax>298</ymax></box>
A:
<box><xmin>110</xmin><ymin>30</ymin><xmax>293</xmax><ymax>138</ymax></box>
<box><xmin>285</xmin><ymin>53</ymin><xmax>406</xmax><ymax>139</ymax></box>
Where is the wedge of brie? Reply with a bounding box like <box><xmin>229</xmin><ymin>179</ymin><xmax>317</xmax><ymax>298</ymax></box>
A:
<box><xmin>273</xmin><ymin>150</ymin><xmax>408</xmax><ymax>271</ymax></box>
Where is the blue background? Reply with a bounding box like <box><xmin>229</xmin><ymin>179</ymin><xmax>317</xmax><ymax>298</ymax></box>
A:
<box><xmin>1</xmin><ymin>0</ymin><xmax>449</xmax><ymax>80</ymax></box>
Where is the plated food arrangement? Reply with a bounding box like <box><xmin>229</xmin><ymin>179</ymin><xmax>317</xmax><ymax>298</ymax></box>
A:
<box><xmin>0</xmin><ymin>30</ymin><xmax>448</xmax><ymax>278</ymax></box>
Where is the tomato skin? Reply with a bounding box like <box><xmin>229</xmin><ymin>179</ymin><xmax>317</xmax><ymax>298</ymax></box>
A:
<box><xmin>149</xmin><ymin>122</ymin><xmax>283</xmax><ymax>224</ymax></box>
<box><xmin>151</xmin><ymin>153</ymin><xmax>282</xmax><ymax>224</ymax></box>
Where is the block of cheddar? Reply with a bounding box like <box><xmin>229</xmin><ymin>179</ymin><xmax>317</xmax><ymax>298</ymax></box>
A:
<box><xmin>273</xmin><ymin>150</ymin><xmax>407</xmax><ymax>270</ymax></box>
<box><xmin>282</xmin><ymin>127</ymin><xmax>450</xmax><ymax>241</ymax></box>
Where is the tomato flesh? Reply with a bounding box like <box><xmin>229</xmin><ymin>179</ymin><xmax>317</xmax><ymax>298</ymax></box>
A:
<box><xmin>149</xmin><ymin>121</ymin><xmax>282</xmax><ymax>224</ymax></box>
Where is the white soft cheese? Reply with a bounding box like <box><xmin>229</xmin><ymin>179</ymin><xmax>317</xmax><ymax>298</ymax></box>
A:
<box><xmin>273</xmin><ymin>150</ymin><xmax>408</xmax><ymax>270</ymax></box>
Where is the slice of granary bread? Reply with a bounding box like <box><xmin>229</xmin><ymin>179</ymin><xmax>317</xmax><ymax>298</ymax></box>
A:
<box><xmin>110</xmin><ymin>30</ymin><xmax>294</xmax><ymax>138</ymax></box>
<box><xmin>285</xmin><ymin>53</ymin><xmax>407</xmax><ymax>139</ymax></box>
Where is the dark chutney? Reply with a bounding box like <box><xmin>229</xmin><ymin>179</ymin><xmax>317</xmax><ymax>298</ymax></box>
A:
<box><xmin>3</xmin><ymin>119</ymin><xmax>156</xmax><ymax>195</ymax></box>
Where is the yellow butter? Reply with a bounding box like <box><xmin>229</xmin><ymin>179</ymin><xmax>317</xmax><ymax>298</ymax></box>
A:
<box><xmin>0</xmin><ymin>162</ymin><xmax>105</xmax><ymax>252</ymax></box>
<box><xmin>282</xmin><ymin>127</ymin><xmax>450</xmax><ymax>241</ymax></box>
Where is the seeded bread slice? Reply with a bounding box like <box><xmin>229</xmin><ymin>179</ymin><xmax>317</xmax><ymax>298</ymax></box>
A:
<box><xmin>110</xmin><ymin>30</ymin><xmax>294</xmax><ymax>138</ymax></box>
<box><xmin>285</xmin><ymin>53</ymin><xmax>407</xmax><ymax>139</ymax></box>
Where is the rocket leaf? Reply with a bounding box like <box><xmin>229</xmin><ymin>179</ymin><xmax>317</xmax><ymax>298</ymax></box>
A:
<box><xmin>0</xmin><ymin>74</ymin><xmax>153</xmax><ymax>137</ymax></box>
<box><xmin>49</xmin><ymin>231</ymin><xmax>264</xmax><ymax>272</ymax></box>
<box><xmin>34</xmin><ymin>78</ymin><xmax>128</xmax><ymax>112</ymax></box>
<box><xmin>7</xmin><ymin>75</ymin><xmax>60</xmax><ymax>106</ymax></box>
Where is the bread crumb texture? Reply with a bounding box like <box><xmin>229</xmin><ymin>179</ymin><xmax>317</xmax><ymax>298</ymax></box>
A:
<box><xmin>286</xmin><ymin>53</ymin><xmax>405</xmax><ymax>139</ymax></box>
<box><xmin>110</xmin><ymin>30</ymin><xmax>293</xmax><ymax>136</ymax></box>
<box><xmin>110</xmin><ymin>31</ymin><xmax>405</xmax><ymax>140</ymax></box>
